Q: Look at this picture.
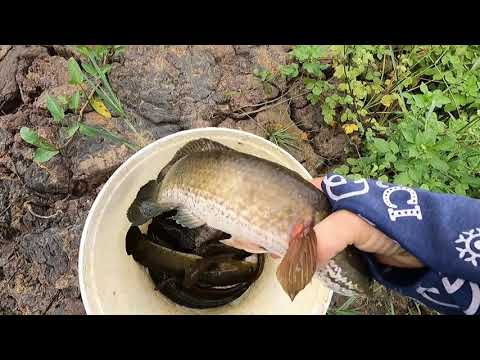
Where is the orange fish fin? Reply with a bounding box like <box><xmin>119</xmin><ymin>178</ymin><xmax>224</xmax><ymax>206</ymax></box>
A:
<box><xmin>220</xmin><ymin>237</ymin><xmax>268</xmax><ymax>254</ymax></box>
<box><xmin>276</xmin><ymin>226</ymin><xmax>317</xmax><ymax>301</ymax></box>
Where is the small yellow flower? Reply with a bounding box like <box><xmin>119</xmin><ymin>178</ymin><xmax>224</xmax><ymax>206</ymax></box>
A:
<box><xmin>343</xmin><ymin>123</ymin><xmax>359</xmax><ymax>135</ymax></box>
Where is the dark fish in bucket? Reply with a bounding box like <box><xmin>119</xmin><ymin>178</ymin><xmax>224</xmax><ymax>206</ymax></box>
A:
<box><xmin>127</xmin><ymin>138</ymin><xmax>372</xmax><ymax>300</ymax></box>
<box><xmin>126</xmin><ymin>226</ymin><xmax>264</xmax><ymax>308</ymax></box>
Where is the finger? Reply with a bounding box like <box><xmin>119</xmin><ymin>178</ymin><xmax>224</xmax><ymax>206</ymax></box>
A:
<box><xmin>375</xmin><ymin>253</ymin><xmax>424</xmax><ymax>268</ymax></box>
<box><xmin>313</xmin><ymin>210</ymin><xmax>359</xmax><ymax>268</ymax></box>
<box><xmin>310</xmin><ymin>177</ymin><xmax>324</xmax><ymax>191</ymax></box>
<box><xmin>314</xmin><ymin>210</ymin><xmax>423</xmax><ymax>269</ymax></box>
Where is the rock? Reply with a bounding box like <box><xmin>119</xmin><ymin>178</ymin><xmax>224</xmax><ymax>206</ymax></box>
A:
<box><xmin>255</xmin><ymin>104</ymin><xmax>322</xmax><ymax>175</ymax></box>
<box><xmin>17</xmin><ymin>55</ymin><xmax>69</xmax><ymax>103</ymax></box>
<box><xmin>109</xmin><ymin>45</ymin><xmax>291</xmax><ymax>136</ymax></box>
<box><xmin>1</xmin><ymin>220</ymin><xmax>87</xmax><ymax>314</ymax></box>
<box><xmin>193</xmin><ymin>45</ymin><xmax>236</xmax><ymax>62</ymax></box>
<box><xmin>83</xmin><ymin>111</ymin><xmax>109</xmax><ymax>127</ymax></box>
<box><xmin>233</xmin><ymin>45</ymin><xmax>256</xmax><ymax>56</ymax></box>
<box><xmin>23</xmin><ymin>157</ymin><xmax>70</xmax><ymax>194</ymax></box>
<box><xmin>70</xmin><ymin>136</ymin><xmax>130</xmax><ymax>191</ymax></box>
<box><xmin>0</xmin><ymin>127</ymin><xmax>11</xmax><ymax>153</ymax></box>
<box><xmin>218</xmin><ymin>117</ymin><xmax>264</xmax><ymax>137</ymax></box>
<box><xmin>216</xmin><ymin>46</ymin><xmax>291</xmax><ymax>110</ymax></box>
<box><xmin>0</xmin><ymin>45</ymin><xmax>12</xmax><ymax>62</ymax></box>
<box><xmin>220</xmin><ymin>104</ymin><xmax>322</xmax><ymax>176</ymax></box>
<box><xmin>312</xmin><ymin>126</ymin><xmax>349</xmax><ymax>162</ymax></box>
<box><xmin>34</xmin><ymin>84</ymin><xmax>81</xmax><ymax>110</ymax></box>
<box><xmin>289</xmin><ymin>79</ymin><xmax>310</xmax><ymax>110</ymax></box>
<box><xmin>0</xmin><ymin>110</ymin><xmax>29</xmax><ymax>131</ymax></box>
<box><xmin>20</xmin><ymin>229</ymin><xmax>69</xmax><ymax>278</ymax></box>
<box><xmin>0</xmin><ymin>46</ymin><xmax>23</xmax><ymax>113</ymax></box>
<box><xmin>49</xmin><ymin>45</ymin><xmax>83</xmax><ymax>61</ymax></box>
<box><xmin>291</xmin><ymin>104</ymin><xmax>323</xmax><ymax>132</ymax></box>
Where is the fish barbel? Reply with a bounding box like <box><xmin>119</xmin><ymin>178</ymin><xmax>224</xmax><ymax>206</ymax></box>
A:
<box><xmin>127</xmin><ymin>138</ymin><xmax>372</xmax><ymax>300</ymax></box>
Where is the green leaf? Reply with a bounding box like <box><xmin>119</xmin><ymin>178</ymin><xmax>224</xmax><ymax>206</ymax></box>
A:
<box><xmin>433</xmin><ymin>137</ymin><xmax>456</xmax><ymax>151</ymax></box>
<box><xmin>378</xmin><ymin>175</ymin><xmax>389</xmax><ymax>183</ymax></box>
<box><xmin>20</xmin><ymin>127</ymin><xmax>57</xmax><ymax>151</ymax></box>
<box><xmin>47</xmin><ymin>96</ymin><xmax>65</xmax><ymax>123</ymax></box>
<box><xmin>312</xmin><ymin>84</ymin><xmax>322</xmax><ymax>96</ymax></box>
<box><xmin>101</xmin><ymin>64</ymin><xmax>113</xmax><ymax>75</ymax></box>
<box><xmin>290</xmin><ymin>46</ymin><xmax>310</xmax><ymax>62</ymax></box>
<box><xmin>57</xmin><ymin>96</ymin><xmax>68</xmax><ymax>107</ymax></box>
<box><xmin>79</xmin><ymin>123</ymin><xmax>98</xmax><ymax>138</ymax></box>
<box><xmin>372</xmin><ymin>138</ymin><xmax>390</xmax><ymax>153</ymax></box>
<box><xmin>280</xmin><ymin>63</ymin><xmax>299</xmax><ymax>78</ymax></box>
<box><xmin>113</xmin><ymin>46</ymin><xmax>126</xmax><ymax>57</ymax></box>
<box><xmin>430</xmin><ymin>155</ymin><xmax>450</xmax><ymax>172</ymax></box>
<box><xmin>384</xmin><ymin>153</ymin><xmax>397</xmax><ymax>163</ymax></box>
<box><xmin>471</xmin><ymin>57</ymin><xmax>480</xmax><ymax>71</ymax></box>
<box><xmin>389</xmin><ymin>141</ymin><xmax>399</xmax><ymax>154</ymax></box>
<box><xmin>394</xmin><ymin>172</ymin><xmax>412</xmax><ymax>186</ymax></box>
<box><xmin>65</xmin><ymin>122</ymin><xmax>80</xmax><ymax>139</ymax></box>
<box><xmin>444</xmin><ymin>71</ymin><xmax>456</xmax><ymax>84</ymax></box>
<box><xmin>408</xmin><ymin>166</ymin><xmax>424</xmax><ymax>183</ymax></box>
<box><xmin>79</xmin><ymin>124</ymin><xmax>138</xmax><ymax>151</ymax></box>
<box><xmin>33</xmin><ymin>148</ymin><xmax>59</xmax><ymax>163</ymax></box>
<box><xmin>20</xmin><ymin>127</ymin><xmax>40</xmax><ymax>146</ymax></box>
<box><xmin>69</xmin><ymin>91</ymin><xmax>80</xmax><ymax>112</ymax></box>
<box><xmin>74</xmin><ymin>45</ymin><xmax>93</xmax><ymax>58</ymax></box>
<box><xmin>400</xmin><ymin>126</ymin><xmax>416</xmax><ymax>143</ymax></box>
<box><xmin>333</xmin><ymin>164</ymin><xmax>350</xmax><ymax>175</ymax></box>
<box><xmin>81</xmin><ymin>62</ymin><xmax>97</xmax><ymax>77</ymax></box>
<box><xmin>303</xmin><ymin>62</ymin><xmax>324</xmax><ymax>77</ymax></box>
<box><xmin>454</xmin><ymin>183</ymin><xmax>468</xmax><ymax>195</ymax></box>
<box><xmin>432</xmin><ymin>92</ymin><xmax>451</xmax><ymax>107</ymax></box>
<box><xmin>415</xmin><ymin>132</ymin><xmax>429</xmax><ymax>146</ymax></box>
<box><xmin>67</xmin><ymin>58</ymin><xmax>84</xmax><ymax>85</ymax></box>
<box><xmin>420</xmin><ymin>82</ymin><xmax>429</xmax><ymax>94</ymax></box>
<box><xmin>94</xmin><ymin>45</ymin><xmax>109</xmax><ymax>61</ymax></box>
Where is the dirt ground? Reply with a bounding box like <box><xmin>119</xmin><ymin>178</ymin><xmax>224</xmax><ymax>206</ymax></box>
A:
<box><xmin>0</xmin><ymin>45</ymin><xmax>428</xmax><ymax>315</ymax></box>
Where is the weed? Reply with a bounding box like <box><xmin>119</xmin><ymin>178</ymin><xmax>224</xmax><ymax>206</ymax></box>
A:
<box><xmin>328</xmin><ymin>295</ymin><xmax>361</xmax><ymax>315</ymax></box>
<box><xmin>276</xmin><ymin>45</ymin><xmax>480</xmax><ymax>197</ymax></box>
<box><xmin>265</xmin><ymin>126</ymin><xmax>301</xmax><ymax>152</ymax></box>
<box><xmin>20</xmin><ymin>45</ymin><xmax>139</xmax><ymax>163</ymax></box>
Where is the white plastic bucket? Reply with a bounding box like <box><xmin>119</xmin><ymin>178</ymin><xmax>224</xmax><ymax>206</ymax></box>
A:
<box><xmin>79</xmin><ymin>128</ymin><xmax>333</xmax><ymax>314</ymax></box>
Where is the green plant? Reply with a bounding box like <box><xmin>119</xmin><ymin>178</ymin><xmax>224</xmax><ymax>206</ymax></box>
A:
<box><xmin>327</xmin><ymin>295</ymin><xmax>361</xmax><ymax>315</ymax></box>
<box><xmin>278</xmin><ymin>45</ymin><xmax>480</xmax><ymax>197</ymax></box>
<box><xmin>253</xmin><ymin>68</ymin><xmax>274</xmax><ymax>82</ymax></box>
<box><xmin>339</xmin><ymin>108</ymin><xmax>480</xmax><ymax>197</ymax></box>
<box><xmin>20</xmin><ymin>45</ymin><xmax>138</xmax><ymax>163</ymax></box>
<box><xmin>266</xmin><ymin>126</ymin><xmax>301</xmax><ymax>152</ymax></box>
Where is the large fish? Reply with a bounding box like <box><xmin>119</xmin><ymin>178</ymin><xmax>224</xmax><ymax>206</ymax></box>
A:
<box><xmin>127</xmin><ymin>138</ymin><xmax>372</xmax><ymax>300</ymax></box>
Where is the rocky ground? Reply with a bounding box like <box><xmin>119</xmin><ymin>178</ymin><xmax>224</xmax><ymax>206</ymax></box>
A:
<box><xmin>0</xmin><ymin>45</ymin><xmax>429</xmax><ymax>315</ymax></box>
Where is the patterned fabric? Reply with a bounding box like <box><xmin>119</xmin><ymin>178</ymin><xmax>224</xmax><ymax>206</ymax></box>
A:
<box><xmin>321</xmin><ymin>174</ymin><xmax>480</xmax><ymax>315</ymax></box>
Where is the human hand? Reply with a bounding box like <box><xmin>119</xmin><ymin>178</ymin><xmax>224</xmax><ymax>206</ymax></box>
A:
<box><xmin>310</xmin><ymin>177</ymin><xmax>423</xmax><ymax>269</ymax></box>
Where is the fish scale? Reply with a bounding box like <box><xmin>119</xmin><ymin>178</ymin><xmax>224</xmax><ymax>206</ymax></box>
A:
<box><xmin>127</xmin><ymin>138</ymin><xmax>372</xmax><ymax>300</ymax></box>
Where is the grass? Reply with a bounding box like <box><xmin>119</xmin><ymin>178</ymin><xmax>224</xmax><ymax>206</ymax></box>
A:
<box><xmin>328</xmin><ymin>282</ymin><xmax>440</xmax><ymax>315</ymax></box>
<box><xmin>266</xmin><ymin>126</ymin><xmax>301</xmax><ymax>152</ymax></box>
<box><xmin>19</xmin><ymin>45</ymin><xmax>141</xmax><ymax>164</ymax></box>
<box><xmin>257</xmin><ymin>45</ymin><xmax>480</xmax><ymax>314</ymax></box>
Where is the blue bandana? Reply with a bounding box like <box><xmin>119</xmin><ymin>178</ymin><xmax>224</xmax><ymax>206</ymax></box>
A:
<box><xmin>321</xmin><ymin>173</ymin><xmax>480</xmax><ymax>315</ymax></box>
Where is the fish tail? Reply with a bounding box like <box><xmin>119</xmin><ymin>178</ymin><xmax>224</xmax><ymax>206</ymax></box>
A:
<box><xmin>127</xmin><ymin>180</ymin><xmax>172</xmax><ymax>225</ymax></box>
<box><xmin>126</xmin><ymin>226</ymin><xmax>142</xmax><ymax>256</ymax></box>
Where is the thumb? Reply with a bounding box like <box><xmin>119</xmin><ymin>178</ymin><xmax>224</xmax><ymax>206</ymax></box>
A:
<box><xmin>311</xmin><ymin>177</ymin><xmax>423</xmax><ymax>268</ymax></box>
